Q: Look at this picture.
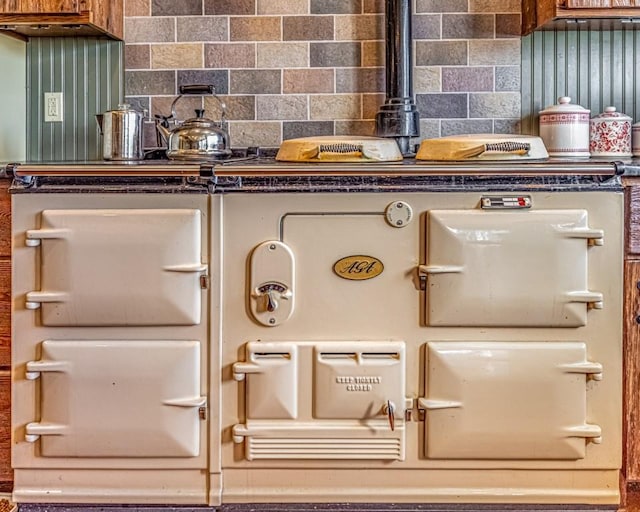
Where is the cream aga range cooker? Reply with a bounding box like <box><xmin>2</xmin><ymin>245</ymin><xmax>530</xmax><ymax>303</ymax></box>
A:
<box><xmin>7</xmin><ymin>156</ymin><xmax>624</xmax><ymax>508</ymax></box>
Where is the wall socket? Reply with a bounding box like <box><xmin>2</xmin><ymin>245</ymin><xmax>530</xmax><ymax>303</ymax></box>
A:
<box><xmin>44</xmin><ymin>92</ymin><xmax>63</xmax><ymax>122</ymax></box>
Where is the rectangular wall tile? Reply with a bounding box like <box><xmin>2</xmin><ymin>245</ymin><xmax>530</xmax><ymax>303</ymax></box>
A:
<box><xmin>151</xmin><ymin>0</ymin><xmax>202</xmax><ymax>16</ymax></box>
<box><xmin>125</xmin><ymin>0</ymin><xmax>150</xmax><ymax>16</ymax></box>
<box><xmin>496</xmin><ymin>14</ymin><xmax>521</xmax><ymax>38</ymax></box>
<box><xmin>335</xmin><ymin>14</ymin><xmax>383</xmax><ymax>41</ymax></box>
<box><xmin>231</xmin><ymin>17</ymin><xmax>281</xmax><ymax>41</ymax></box>
<box><xmin>283</xmin><ymin>121</ymin><xmax>334</xmax><ymax>140</ymax></box>
<box><xmin>310</xmin><ymin>94</ymin><xmax>361</xmax><ymax>120</ymax></box>
<box><xmin>416</xmin><ymin>93</ymin><xmax>468</xmax><ymax>119</ymax></box>
<box><xmin>442</xmin><ymin>67</ymin><xmax>494</xmax><ymax>92</ymax></box>
<box><xmin>151</xmin><ymin>44</ymin><xmax>203</xmax><ymax>69</ymax></box>
<box><xmin>335</xmin><ymin>120</ymin><xmax>375</xmax><ymax>136</ymax></box>
<box><xmin>283</xmin><ymin>16</ymin><xmax>334</xmax><ymax>41</ymax></box>
<box><xmin>413</xmin><ymin>14</ymin><xmax>442</xmax><ymax>40</ymax></box>
<box><xmin>125</xmin><ymin>70</ymin><xmax>175</xmax><ymax>95</ymax></box>
<box><xmin>283</xmin><ymin>69</ymin><xmax>334</xmax><ymax>94</ymax></box>
<box><xmin>362</xmin><ymin>92</ymin><xmax>385</xmax><ymax>118</ymax></box>
<box><xmin>177</xmin><ymin>17</ymin><xmax>228</xmax><ymax>42</ymax></box>
<box><xmin>442</xmin><ymin>119</ymin><xmax>493</xmax><ymax>136</ymax></box>
<box><xmin>416</xmin><ymin>41</ymin><xmax>467</xmax><ymax>66</ymax></box>
<box><xmin>258</xmin><ymin>0</ymin><xmax>308</xmax><ymax>14</ymax></box>
<box><xmin>311</xmin><ymin>0</ymin><xmax>362</xmax><ymax>14</ymax></box>
<box><xmin>495</xmin><ymin>65</ymin><xmax>520</xmax><ymax>92</ymax></box>
<box><xmin>469</xmin><ymin>92</ymin><xmax>521</xmax><ymax>118</ymax></box>
<box><xmin>206</xmin><ymin>95</ymin><xmax>255</xmax><ymax>120</ymax></box>
<box><xmin>257</xmin><ymin>95</ymin><xmax>308</xmax><ymax>120</ymax></box>
<box><xmin>469</xmin><ymin>39</ymin><xmax>520</xmax><ymax>65</ymax></box>
<box><xmin>205</xmin><ymin>43</ymin><xmax>256</xmax><ymax>68</ymax></box>
<box><xmin>124</xmin><ymin>17</ymin><xmax>175</xmax><ymax>43</ymax></box>
<box><xmin>204</xmin><ymin>0</ymin><xmax>256</xmax><ymax>15</ymax></box>
<box><xmin>125</xmin><ymin>44</ymin><xmax>150</xmax><ymax>69</ymax></box>
<box><xmin>257</xmin><ymin>42</ymin><xmax>308</xmax><ymax>68</ymax></box>
<box><xmin>416</xmin><ymin>0</ymin><xmax>468</xmax><ymax>13</ymax></box>
<box><xmin>230</xmin><ymin>69</ymin><xmax>281</xmax><ymax>94</ymax></box>
<box><xmin>230</xmin><ymin>121</ymin><xmax>281</xmax><ymax>146</ymax></box>
<box><xmin>442</xmin><ymin>14</ymin><xmax>495</xmax><ymax>39</ymax></box>
<box><xmin>310</xmin><ymin>42</ymin><xmax>361</xmax><ymax>67</ymax></box>
<box><xmin>469</xmin><ymin>0</ymin><xmax>520</xmax><ymax>13</ymax></box>
<box><xmin>336</xmin><ymin>67</ymin><xmax>384</xmax><ymax>93</ymax></box>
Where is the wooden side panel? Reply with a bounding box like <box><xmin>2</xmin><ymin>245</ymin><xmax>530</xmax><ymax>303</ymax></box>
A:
<box><xmin>0</xmin><ymin>259</ymin><xmax>9</xmax><ymax>369</ymax></box>
<box><xmin>625</xmin><ymin>261</ymin><xmax>640</xmax><ymax>481</ymax></box>
<box><xmin>0</xmin><ymin>181</ymin><xmax>9</xmax><ymax>259</ymax></box>
<box><xmin>0</xmin><ymin>371</ymin><xmax>10</xmax><ymax>492</ymax></box>
<box><xmin>626</xmin><ymin>184</ymin><xmax>640</xmax><ymax>257</ymax></box>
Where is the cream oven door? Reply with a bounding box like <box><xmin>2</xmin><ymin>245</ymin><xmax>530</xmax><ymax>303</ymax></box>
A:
<box><xmin>419</xmin><ymin>341</ymin><xmax>603</xmax><ymax>460</ymax></box>
<box><xmin>423</xmin><ymin>209</ymin><xmax>604</xmax><ymax>326</ymax></box>
<box><xmin>24</xmin><ymin>339</ymin><xmax>206</xmax><ymax>457</ymax></box>
<box><xmin>24</xmin><ymin>209</ymin><xmax>207</xmax><ymax>326</ymax></box>
<box><xmin>232</xmin><ymin>341</ymin><xmax>407</xmax><ymax>461</ymax></box>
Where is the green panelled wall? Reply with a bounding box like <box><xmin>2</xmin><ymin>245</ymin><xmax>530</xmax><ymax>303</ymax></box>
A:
<box><xmin>26</xmin><ymin>37</ymin><xmax>123</xmax><ymax>161</ymax></box>
<box><xmin>522</xmin><ymin>27</ymin><xmax>640</xmax><ymax>135</ymax></box>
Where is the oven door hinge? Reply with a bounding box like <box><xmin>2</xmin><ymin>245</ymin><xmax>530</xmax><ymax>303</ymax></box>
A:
<box><xmin>200</xmin><ymin>274</ymin><xmax>210</xmax><ymax>289</ymax></box>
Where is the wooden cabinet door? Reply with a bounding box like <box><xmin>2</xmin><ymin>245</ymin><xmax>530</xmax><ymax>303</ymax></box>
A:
<box><xmin>0</xmin><ymin>0</ymin><xmax>79</xmax><ymax>14</ymax></box>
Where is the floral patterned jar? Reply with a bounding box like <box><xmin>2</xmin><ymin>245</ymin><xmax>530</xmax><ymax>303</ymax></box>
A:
<box><xmin>589</xmin><ymin>106</ymin><xmax>632</xmax><ymax>157</ymax></box>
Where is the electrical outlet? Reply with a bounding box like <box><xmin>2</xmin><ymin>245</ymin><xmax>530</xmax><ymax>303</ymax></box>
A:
<box><xmin>44</xmin><ymin>92</ymin><xmax>63</xmax><ymax>122</ymax></box>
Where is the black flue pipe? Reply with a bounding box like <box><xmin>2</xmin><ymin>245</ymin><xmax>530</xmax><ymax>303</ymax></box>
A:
<box><xmin>375</xmin><ymin>0</ymin><xmax>420</xmax><ymax>157</ymax></box>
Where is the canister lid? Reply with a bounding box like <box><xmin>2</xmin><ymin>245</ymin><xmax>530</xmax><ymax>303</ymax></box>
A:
<box><xmin>539</xmin><ymin>96</ymin><xmax>589</xmax><ymax>115</ymax></box>
<box><xmin>591</xmin><ymin>106</ymin><xmax>632</xmax><ymax>121</ymax></box>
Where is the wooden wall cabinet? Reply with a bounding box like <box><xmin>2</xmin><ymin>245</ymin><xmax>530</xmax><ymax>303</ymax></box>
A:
<box><xmin>523</xmin><ymin>0</ymin><xmax>640</xmax><ymax>35</ymax></box>
<box><xmin>0</xmin><ymin>0</ymin><xmax>122</xmax><ymax>40</ymax></box>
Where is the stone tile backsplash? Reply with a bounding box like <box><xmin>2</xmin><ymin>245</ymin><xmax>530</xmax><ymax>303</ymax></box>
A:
<box><xmin>124</xmin><ymin>0</ymin><xmax>522</xmax><ymax>147</ymax></box>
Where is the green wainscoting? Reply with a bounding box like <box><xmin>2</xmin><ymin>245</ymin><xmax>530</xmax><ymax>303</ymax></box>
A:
<box><xmin>522</xmin><ymin>27</ymin><xmax>640</xmax><ymax>135</ymax></box>
<box><xmin>26</xmin><ymin>37</ymin><xmax>123</xmax><ymax>161</ymax></box>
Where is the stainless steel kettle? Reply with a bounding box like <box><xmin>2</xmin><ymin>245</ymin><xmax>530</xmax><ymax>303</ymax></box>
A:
<box><xmin>155</xmin><ymin>84</ymin><xmax>232</xmax><ymax>161</ymax></box>
<box><xmin>96</xmin><ymin>104</ymin><xmax>145</xmax><ymax>161</ymax></box>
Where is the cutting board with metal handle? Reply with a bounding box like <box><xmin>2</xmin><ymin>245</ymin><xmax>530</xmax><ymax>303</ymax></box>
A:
<box><xmin>416</xmin><ymin>134</ymin><xmax>549</xmax><ymax>161</ymax></box>
<box><xmin>276</xmin><ymin>136</ymin><xmax>403</xmax><ymax>162</ymax></box>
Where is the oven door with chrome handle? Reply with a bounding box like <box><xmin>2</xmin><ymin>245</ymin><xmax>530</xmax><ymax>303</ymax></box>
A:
<box><xmin>24</xmin><ymin>208</ymin><xmax>208</xmax><ymax>326</ymax></box>
<box><xmin>24</xmin><ymin>339</ymin><xmax>206</xmax><ymax>458</ymax></box>
<box><xmin>422</xmin><ymin>209</ymin><xmax>603</xmax><ymax>327</ymax></box>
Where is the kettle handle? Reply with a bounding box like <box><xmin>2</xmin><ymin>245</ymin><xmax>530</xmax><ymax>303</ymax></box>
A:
<box><xmin>170</xmin><ymin>84</ymin><xmax>227</xmax><ymax>129</ymax></box>
<box><xmin>179</xmin><ymin>84</ymin><xmax>214</xmax><ymax>96</ymax></box>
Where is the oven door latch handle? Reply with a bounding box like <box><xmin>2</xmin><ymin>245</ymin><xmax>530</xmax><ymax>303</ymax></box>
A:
<box><xmin>25</xmin><ymin>228</ymin><xmax>71</xmax><ymax>247</ymax></box>
<box><xmin>24</xmin><ymin>422</ymin><xmax>67</xmax><ymax>443</ymax></box>
<box><xmin>558</xmin><ymin>361</ymin><xmax>604</xmax><ymax>381</ymax></box>
<box><xmin>25</xmin><ymin>360</ymin><xmax>70</xmax><ymax>380</ymax></box>
<box><xmin>565</xmin><ymin>290</ymin><xmax>604</xmax><ymax>310</ymax></box>
<box><xmin>383</xmin><ymin>400</ymin><xmax>396</xmax><ymax>431</ymax></box>
<box><xmin>417</xmin><ymin>264</ymin><xmax>464</xmax><ymax>290</ymax></box>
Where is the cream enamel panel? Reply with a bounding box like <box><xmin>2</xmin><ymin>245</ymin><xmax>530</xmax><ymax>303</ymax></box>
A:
<box><xmin>234</xmin><ymin>342</ymin><xmax>298</xmax><ymax>419</ymax></box>
<box><xmin>313</xmin><ymin>342</ymin><xmax>405</xmax><ymax>420</ymax></box>
<box><xmin>26</xmin><ymin>208</ymin><xmax>206</xmax><ymax>326</ymax></box>
<box><xmin>423</xmin><ymin>341</ymin><xmax>602</xmax><ymax>460</ymax></box>
<box><xmin>425</xmin><ymin>209</ymin><xmax>602</xmax><ymax>326</ymax></box>
<box><xmin>233</xmin><ymin>341</ymin><xmax>406</xmax><ymax>461</ymax></box>
<box><xmin>26</xmin><ymin>340</ymin><xmax>204</xmax><ymax>457</ymax></box>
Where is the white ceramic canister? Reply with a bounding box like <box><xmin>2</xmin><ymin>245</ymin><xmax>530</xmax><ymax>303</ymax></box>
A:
<box><xmin>589</xmin><ymin>106</ymin><xmax>632</xmax><ymax>157</ymax></box>
<box><xmin>633</xmin><ymin>122</ymin><xmax>640</xmax><ymax>157</ymax></box>
<box><xmin>538</xmin><ymin>96</ymin><xmax>590</xmax><ymax>157</ymax></box>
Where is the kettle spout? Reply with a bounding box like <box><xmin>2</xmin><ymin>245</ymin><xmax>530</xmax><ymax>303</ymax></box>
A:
<box><xmin>95</xmin><ymin>114</ymin><xmax>103</xmax><ymax>134</ymax></box>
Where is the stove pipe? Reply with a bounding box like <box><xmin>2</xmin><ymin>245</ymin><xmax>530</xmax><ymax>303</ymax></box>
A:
<box><xmin>375</xmin><ymin>0</ymin><xmax>420</xmax><ymax>157</ymax></box>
